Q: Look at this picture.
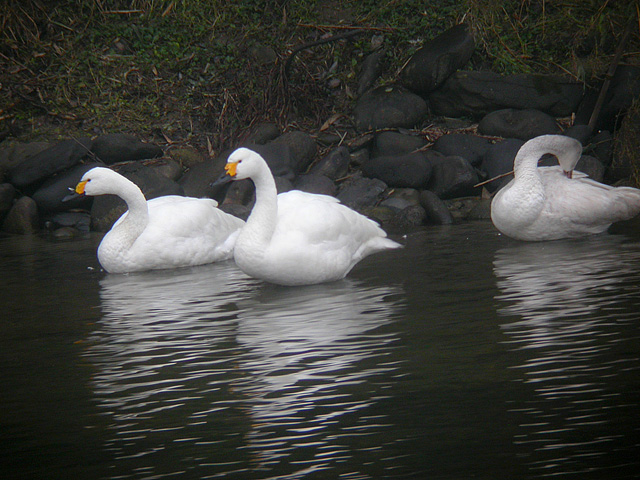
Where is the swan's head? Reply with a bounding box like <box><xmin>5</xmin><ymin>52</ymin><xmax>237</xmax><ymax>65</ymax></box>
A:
<box><xmin>224</xmin><ymin>148</ymin><xmax>265</xmax><ymax>181</ymax></box>
<box><xmin>75</xmin><ymin>167</ymin><xmax>123</xmax><ymax>196</ymax></box>
<box><xmin>554</xmin><ymin>136</ymin><xmax>582</xmax><ymax>178</ymax></box>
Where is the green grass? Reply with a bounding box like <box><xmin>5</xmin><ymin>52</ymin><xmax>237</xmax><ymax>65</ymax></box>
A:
<box><xmin>1</xmin><ymin>0</ymin><xmax>637</xmax><ymax>151</ymax></box>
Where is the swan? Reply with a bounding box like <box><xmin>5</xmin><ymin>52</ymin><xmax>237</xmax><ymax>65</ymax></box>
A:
<box><xmin>491</xmin><ymin>134</ymin><xmax>640</xmax><ymax>241</ymax></box>
<box><xmin>215</xmin><ymin>147</ymin><xmax>401</xmax><ymax>285</ymax></box>
<box><xmin>74</xmin><ymin>167</ymin><xmax>245</xmax><ymax>273</ymax></box>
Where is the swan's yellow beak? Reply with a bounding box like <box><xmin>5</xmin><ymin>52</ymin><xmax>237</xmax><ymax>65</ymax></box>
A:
<box><xmin>225</xmin><ymin>162</ymin><xmax>238</xmax><ymax>177</ymax></box>
<box><xmin>75</xmin><ymin>180</ymin><xmax>88</xmax><ymax>194</ymax></box>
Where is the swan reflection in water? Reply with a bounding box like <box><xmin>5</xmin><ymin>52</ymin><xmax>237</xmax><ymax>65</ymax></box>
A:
<box><xmin>86</xmin><ymin>263</ymin><xmax>405</xmax><ymax>479</ymax></box>
<box><xmin>493</xmin><ymin>236</ymin><xmax>640</xmax><ymax>478</ymax></box>
<box><xmin>233</xmin><ymin>281</ymin><xmax>405</xmax><ymax>477</ymax></box>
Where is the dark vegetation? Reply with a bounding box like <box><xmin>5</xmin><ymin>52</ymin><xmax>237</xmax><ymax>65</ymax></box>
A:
<box><xmin>1</xmin><ymin>0</ymin><xmax>638</xmax><ymax>155</ymax></box>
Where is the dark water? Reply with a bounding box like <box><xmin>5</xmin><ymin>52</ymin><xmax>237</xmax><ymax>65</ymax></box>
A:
<box><xmin>1</xmin><ymin>222</ymin><xmax>639</xmax><ymax>480</ymax></box>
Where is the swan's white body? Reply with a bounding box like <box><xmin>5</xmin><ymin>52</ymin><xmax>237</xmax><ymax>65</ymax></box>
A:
<box><xmin>76</xmin><ymin>167</ymin><xmax>245</xmax><ymax>273</ymax></box>
<box><xmin>223</xmin><ymin>148</ymin><xmax>401</xmax><ymax>285</ymax></box>
<box><xmin>491</xmin><ymin>135</ymin><xmax>640</xmax><ymax>241</ymax></box>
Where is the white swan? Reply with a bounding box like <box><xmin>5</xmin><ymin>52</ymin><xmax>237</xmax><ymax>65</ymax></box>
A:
<box><xmin>217</xmin><ymin>147</ymin><xmax>401</xmax><ymax>285</ymax></box>
<box><xmin>75</xmin><ymin>167</ymin><xmax>245</xmax><ymax>273</ymax></box>
<box><xmin>491</xmin><ymin>134</ymin><xmax>640</xmax><ymax>241</ymax></box>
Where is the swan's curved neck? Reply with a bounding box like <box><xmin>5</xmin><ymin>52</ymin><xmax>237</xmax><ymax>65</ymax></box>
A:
<box><xmin>110</xmin><ymin>177</ymin><xmax>149</xmax><ymax>244</ymax></box>
<box><xmin>241</xmin><ymin>162</ymin><xmax>278</xmax><ymax>248</ymax></box>
<box><xmin>514</xmin><ymin>135</ymin><xmax>580</xmax><ymax>178</ymax></box>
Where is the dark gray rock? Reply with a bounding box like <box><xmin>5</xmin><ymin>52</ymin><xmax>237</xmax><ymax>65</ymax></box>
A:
<box><xmin>218</xmin><ymin>203</ymin><xmax>251</xmax><ymax>221</ymax></box>
<box><xmin>168</xmin><ymin>146</ymin><xmax>206</xmax><ymax>169</ymax></box>
<box><xmin>478</xmin><ymin>108</ymin><xmax>559</xmax><ymax>140</ymax></box>
<box><xmin>419</xmin><ymin>190</ymin><xmax>453</xmax><ymax>224</ymax></box>
<box><xmin>362</xmin><ymin>152</ymin><xmax>432</xmax><ymax>189</ymax></box>
<box><xmin>315</xmin><ymin>132</ymin><xmax>343</xmax><ymax>147</ymax></box>
<box><xmin>363</xmin><ymin>205</ymin><xmax>399</xmax><ymax>227</ymax></box>
<box><xmin>371</xmin><ymin>131</ymin><xmax>428</xmax><ymax>157</ymax></box>
<box><xmin>51</xmin><ymin>226</ymin><xmax>81</xmax><ymax>240</ymax></box>
<box><xmin>601</xmin><ymin>65</ymin><xmax>640</xmax><ymax>128</ymax></box>
<box><xmin>358</xmin><ymin>49</ymin><xmax>386</xmax><ymax>95</ymax></box>
<box><xmin>0</xmin><ymin>141</ymin><xmax>51</xmax><ymax>180</ymax></box>
<box><xmin>43</xmin><ymin>211</ymin><xmax>91</xmax><ymax>233</ymax></box>
<box><xmin>1</xmin><ymin>196</ymin><xmax>39</xmax><ymax>234</ymax></box>
<box><xmin>466</xmin><ymin>197</ymin><xmax>492</xmax><ymax>220</ymax></box>
<box><xmin>353</xmin><ymin>85</ymin><xmax>428</xmax><ymax>131</ymax></box>
<box><xmin>398</xmin><ymin>204</ymin><xmax>427</xmax><ymax>226</ymax></box>
<box><xmin>563</xmin><ymin>124</ymin><xmax>593</xmax><ymax>144</ymax></box>
<box><xmin>32</xmin><ymin>163</ymin><xmax>100</xmax><ymax>213</ymax></box>
<box><xmin>90</xmin><ymin>196</ymin><xmax>126</xmax><ymax>233</ymax></box>
<box><xmin>239</xmin><ymin>123</ymin><xmax>281</xmax><ymax>145</ymax></box>
<box><xmin>349</xmin><ymin>148</ymin><xmax>369</xmax><ymax>168</ymax></box>
<box><xmin>271</xmin><ymin>131</ymin><xmax>317</xmax><ymax>174</ymax></box>
<box><xmin>444</xmin><ymin>197</ymin><xmax>486</xmax><ymax>220</ymax></box>
<box><xmin>221</xmin><ymin>179</ymin><xmax>255</xmax><ymax>206</ymax></box>
<box><xmin>379</xmin><ymin>188</ymin><xmax>421</xmax><ymax>211</ymax></box>
<box><xmin>372</xmin><ymin>203</ymin><xmax>427</xmax><ymax>229</ymax></box>
<box><xmin>588</xmin><ymin>130</ymin><xmax>613</xmax><ymax>167</ymax></box>
<box><xmin>7</xmin><ymin>138</ymin><xmax>92</xmax><ymax>189</ymax></box>
<box><xmin>116</xmin><ymin>162</ymin><xmax>184</xmax><ymax>198</ymax></box>
<box><xmin>294</xmin><ymin>174</ymin><xmax>337</xmax><ymax>196</ymax></box>
<box><xmin>429</xmin><ymin>71</ymin><xmax>583</xmax><ymax>119</ymax></box>
<box><xmin>179</xmin><ymin>157</ymin><xmax>225</xmax><ymax>198</ymax></box>
<box><xmin>150</xmin><ymin>157</ymin><xmax>182</xmax><ymax>181</ymax></box>
<box><xmin>309</xmin><ymin>146</ymin><xmax>350</xmax><ymax>180</ymax></box>
<box><xmin>275</xmin><ymin>176</ymin><xmax>294</xmax><ymax>194</ymax></box>
<box><xmin>480</xmin><ymin>138</ymin><xmax>525</xmax><ymax>192</ymax></box>
<box><xmin>242</xmin><ymin>142</ymin><xmax>295</xmax><ymax>180</ymax></box>
<box><xmin>91</xmin><ymin>133</ymin><xmax>163</xmax><ymax>165</ymax></box>
<box><xmin>576</xmin><ymin>155</ymin><xmax>605</xmax><ymax>182</ymax></box>
<box><xmin>427</xmin><ymin>155</ymin><xmax>480</xmax><ymax>199</ymax></box>
<box><xmin>0</xmin><ymin>183</ymin><xmax>16</xmax><ymax>221</ymax></box>
<box><xmin>432</xmin><ymin>133</ymin><xmax>490</xmax><ymax>166</ymax></box>
<box><xmin>337</xmin><ymin>173</ymin><xmax>388</xmax><ymax>211</ymax></box>
<box><xmin>401</xmin><ymin>23</ymin><xmax>475</xmax><ymax>94</ymax></box>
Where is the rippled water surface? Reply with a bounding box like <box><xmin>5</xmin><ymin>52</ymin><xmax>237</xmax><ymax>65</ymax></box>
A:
<box><xmin>1</xmin><ymin>222</ymin><xmax>639</xmax><ymax>479</ymax></box>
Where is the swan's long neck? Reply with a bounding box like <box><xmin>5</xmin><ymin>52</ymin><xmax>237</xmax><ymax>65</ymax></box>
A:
<box><xmin>109</xmin><ymin>177</ymin><xmax>149</xmax><ymax>246</ymax></box>
<box><xmin>240</xmin><ymin>162</ymin><xmax>278</xmax><ymax>249</ymax></box>
<box><xmin>513</xmin><ymin>141</ymin><xmax>544</xmax><ymax>191</ymax></box>
<box><xmin>514</xmin><ymin>135</ymin><xmax>581</xmax><ymax>178</ymax></box>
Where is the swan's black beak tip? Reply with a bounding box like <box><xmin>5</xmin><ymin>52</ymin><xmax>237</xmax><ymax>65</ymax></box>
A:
<box><xmin>62</xmin><ymin>187</ymin><xmax>81</xmax><ymax>202</ymax></box>
<box><xmin>210</xmin><ymin>172</ymin><xmax>233</xmax><ymax>188</ymax></box>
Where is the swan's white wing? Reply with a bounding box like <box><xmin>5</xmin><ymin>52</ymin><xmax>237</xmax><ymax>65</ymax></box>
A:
<box><xmin>273</xmin><ymin>191</ymin><xmax>390</xmax><ymax>249</ymax></box>
<box><xmin>127</xmin><ymin>196</ymin><xmax>244</xmax><ymax>267</ymax></box>
<box><xmin>542</xmin><ymin>175</ymin><xmax>640</xmax><ymax>228</ymax></box>
<box><xmin>244</xmin><ymin>191</ymin><xmax>399</xmax><ymax>283</ymax></box>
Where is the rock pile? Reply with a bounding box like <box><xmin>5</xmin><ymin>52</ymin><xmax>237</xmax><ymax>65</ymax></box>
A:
<box><xmin>1</xmin><ymin>23</ymin><xmax>638</xmax><ymax>237</ymax></box>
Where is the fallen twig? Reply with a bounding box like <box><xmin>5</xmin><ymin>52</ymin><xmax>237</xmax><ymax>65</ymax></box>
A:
<box><xmin>474</xmin><ymin>170</ymin><xmax>513</xmax><ymax>188</ymax></box>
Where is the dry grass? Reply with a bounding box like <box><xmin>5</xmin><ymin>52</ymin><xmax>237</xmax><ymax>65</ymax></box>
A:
<box><xmin>1</xmin><ymin>0</ymin><xmax>639</xmax><ymax>155</ymax></box>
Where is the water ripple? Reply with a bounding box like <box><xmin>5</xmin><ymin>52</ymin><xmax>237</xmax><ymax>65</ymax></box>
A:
<box><xmin>84</xmin><ymin>262</ymin><xmax>405</xmax><ymax>479</ymax></box>
<box><xmin>494</xmin><ymin>236</ymin><xmax>640</xmax><ymax>478</ymax></box>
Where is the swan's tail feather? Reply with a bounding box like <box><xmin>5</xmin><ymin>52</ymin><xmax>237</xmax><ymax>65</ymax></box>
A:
<box><xmin>614</xmin><ymin>187</ymin><xmax>640</xmax><ymax>221</ymax></box>
<box><xmin>378</xmin><ymin>237</ymin><xmax>403</xmax><ymax>250</ymax></box>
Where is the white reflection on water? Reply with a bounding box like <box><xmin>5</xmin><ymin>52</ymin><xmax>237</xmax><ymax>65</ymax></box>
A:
<box><xmin>86</xmin><ymin>263</ymin><xmax>404</xmax><ymax>479</ymax></box>
<box><xmin>234</xmin><ymin>282</ymin><xmax>403</xmax><ymax>477</ymax></box>
<box><xmin>493</xmin><ymin>236</ymin><xmax>640</xmax><ymax>478</ymax></box>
